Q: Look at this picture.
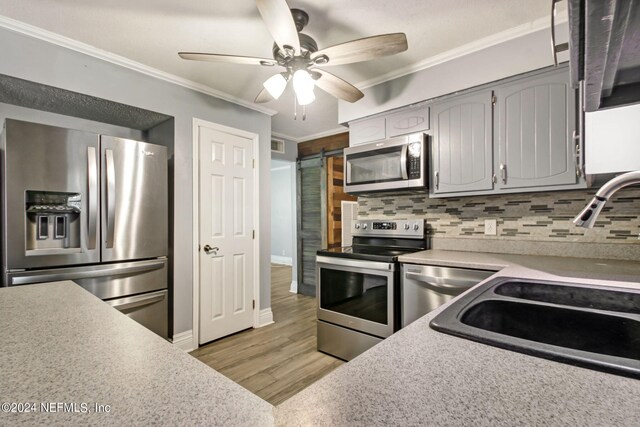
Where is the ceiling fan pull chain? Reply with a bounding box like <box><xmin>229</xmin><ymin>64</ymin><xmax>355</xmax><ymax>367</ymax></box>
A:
<box><xmin>294</xmin><ymin>95</ymin><xmax>297</xmax><ymax>120</ymax></box>
<box><xmin>303</xmin><ymin>105</ymin><xmax>307</xmax><ymax>121</ymax></box>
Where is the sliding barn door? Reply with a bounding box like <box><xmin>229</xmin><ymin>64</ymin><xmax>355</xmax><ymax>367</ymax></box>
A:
<box><xmin>296</xmin><ymin>158</ymin><xmax>326</xmax><ymax>296</ymax></box>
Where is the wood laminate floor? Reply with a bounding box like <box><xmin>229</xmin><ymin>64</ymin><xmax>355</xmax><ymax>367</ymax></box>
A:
<box><xmin>190</xmin><ymin>264</ymin><xmax>344</xmax><ymax>405</ymax></box>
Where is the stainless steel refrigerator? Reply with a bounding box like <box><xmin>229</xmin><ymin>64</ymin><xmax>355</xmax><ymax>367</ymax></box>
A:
<box><xmin>1</xmin><ymin>119</ymin><xmax>169</xmax><ymax>339</ymax></box>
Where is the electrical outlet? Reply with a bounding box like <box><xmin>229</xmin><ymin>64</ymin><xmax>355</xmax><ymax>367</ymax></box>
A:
<box><xmin>484</xmin><ymin>219</ymin><xmax>497</xmax><ymax>236</ymax></box>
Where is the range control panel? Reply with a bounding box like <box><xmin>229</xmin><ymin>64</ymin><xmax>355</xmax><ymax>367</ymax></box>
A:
<box><xmin>352</xmin><ymin>220</ymin><xmax>424</xmax><ymax>238</ymax></box>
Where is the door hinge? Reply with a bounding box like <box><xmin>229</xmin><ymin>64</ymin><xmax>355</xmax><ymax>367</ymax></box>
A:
<box><xmin>252</xmin><ymin>230</ymin><xmax>255</xmax><ymax>239</ymax></box>
<box><xmin>253</xmin><ymin>159</ymin><xmax>255</xmax><ymax>169</ymax></box>
<box><xmin>198</xmin><ymin>244</ymin><xmax>201</xmax><ymax>252</ymax></box>
<box><xmin>491</xmin><ymin>94</ymin><xmax>497</xmax><ymax>106</ymax></box>
<box><xmin>252</xmin><ymin>300</ymin><xmax>256</xmax><ymax>309</ymax></box>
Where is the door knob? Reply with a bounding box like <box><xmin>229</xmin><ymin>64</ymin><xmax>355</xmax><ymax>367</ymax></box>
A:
<box><xmin>203</xmin><ymin>245</ymin><xmax>219</xmax><ymax>255</ymax></box>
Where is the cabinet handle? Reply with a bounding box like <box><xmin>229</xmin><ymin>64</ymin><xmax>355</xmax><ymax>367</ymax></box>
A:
<box><xmin>434</xmin><ymin>171</ymin><xmax>439</xmax><ymax>190</ymax></box>
<box><xmin>551</xmin><ymin>0</ymin><xmax>568</xmax><ymax>66</ymax></box>
<box><xmin>500</xmin><ymin>163</ymin><xmax>507</xmax><ymax>183</ymax></box>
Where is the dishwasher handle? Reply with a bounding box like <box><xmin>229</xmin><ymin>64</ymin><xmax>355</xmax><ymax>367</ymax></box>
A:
<box><xmin>404</xmin><ymin>272</ymin><xmax>480</xmax><ymax>294</ymax></box>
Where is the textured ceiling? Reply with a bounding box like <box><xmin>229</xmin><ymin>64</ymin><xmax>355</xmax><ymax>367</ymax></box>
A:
<box><xmin>0</xmin><ymin>74</ymin><xmax>172</xmax><ymax>130</ymax></box>
<box><xmin>0</xmin><ymin>0</ymin><xmax>556</xmax><ymax>140</ymax></box>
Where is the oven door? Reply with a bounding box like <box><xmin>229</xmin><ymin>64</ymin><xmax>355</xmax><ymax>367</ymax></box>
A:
<box><xmin>316</xmin><ymin>255</ymin><xmax>395</xmax><ymax>338</ymax></box>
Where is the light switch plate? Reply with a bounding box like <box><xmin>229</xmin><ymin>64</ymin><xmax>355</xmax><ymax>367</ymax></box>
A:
<box><xmin>485</xmin><ymin>219</ymin><xmax>497</xmax><ymax>236</ymax></box>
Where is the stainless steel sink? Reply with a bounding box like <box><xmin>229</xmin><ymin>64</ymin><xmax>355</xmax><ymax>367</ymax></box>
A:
<box><xmin>430</xmin><ymin>278</ymin><xmax>640</xmax><ymax>378</ymax></box>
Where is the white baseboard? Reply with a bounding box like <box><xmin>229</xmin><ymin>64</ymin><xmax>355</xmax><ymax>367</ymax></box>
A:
<box><xmin>271</xmin><ymin>255</ymin><xmax>293</xmax><ymax>266</ymax></box>
<box><xmin>172</xmin><ymin>330</ymin><xmax>196</xmax><ymax>352</ymax></box>
<box><xmin>257</xmin><ymin>308</ymin><xmax>274</xmax><ymax>327</ymax></box>
<box><xmin>289</xmin><ymin>280</ymin><xmax>298</xmax><ymax>293</ymax></box>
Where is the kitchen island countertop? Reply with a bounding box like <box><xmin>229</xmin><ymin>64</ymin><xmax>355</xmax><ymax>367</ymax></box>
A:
<box><xmin>0</xmin><ymin>281</ymin><xmax>274</xmax><ymax>426</ymax></box>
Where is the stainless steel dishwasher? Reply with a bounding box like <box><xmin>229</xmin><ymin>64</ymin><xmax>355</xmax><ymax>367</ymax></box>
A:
<box><xmin>401</xmin><ymin>264</ymin><xmax>495</xmax><ymax>327</ymax></box>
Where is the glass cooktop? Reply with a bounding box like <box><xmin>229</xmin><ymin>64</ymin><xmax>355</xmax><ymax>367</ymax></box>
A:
<box><xmin>317</xmin><ymin>244</ymin><xmax>424</xmax><ymax>263</ymax></box>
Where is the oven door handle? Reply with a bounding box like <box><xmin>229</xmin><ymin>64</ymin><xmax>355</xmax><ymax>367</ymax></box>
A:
<box><xmin>405</xmin><ymin>272</ymin><xmax>479</xmax><ymax>293</ymax></box>
<box><xmin>317</xmin><ymin>256</ymin><xmax>394</xmax><ymax>272</ymax></box>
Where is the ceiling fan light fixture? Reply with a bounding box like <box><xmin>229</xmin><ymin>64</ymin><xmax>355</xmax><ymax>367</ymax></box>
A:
<box><xmin>263</xmin><ymin>73</ymin><xmax>288</xmax><ymax>100</ymax></box>
<box><xmin>293</xmin><ymin>69</ymin><xmax>315</xmax><ymax>105</ymax></box>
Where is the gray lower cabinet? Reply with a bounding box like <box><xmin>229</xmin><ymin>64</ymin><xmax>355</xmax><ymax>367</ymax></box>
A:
<box><xmin>432</xmin><ymin>91</ymin><xmax>494</xmax><ymax>194</ymax></box>
<box><xmin>496</xmin><ymin>69</ymin><xmax>578</xmax><ymax>189</ymax></box>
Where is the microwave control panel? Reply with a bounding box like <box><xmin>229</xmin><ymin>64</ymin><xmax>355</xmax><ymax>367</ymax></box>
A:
<box><xmin>407</xmin><ymin>141</ymin><xmax>422</xmax><ymax>179</ymax></box>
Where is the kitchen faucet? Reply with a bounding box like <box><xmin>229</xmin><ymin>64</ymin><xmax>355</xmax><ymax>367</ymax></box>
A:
<box><xmin>573</xmin><ymin>170</ymin><xmax>640</xmax><ymax>228</ymax></box>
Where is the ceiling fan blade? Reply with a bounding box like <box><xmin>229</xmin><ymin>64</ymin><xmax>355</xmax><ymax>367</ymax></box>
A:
<box><xmin>178</xmin><ymin>52</ymin><xmax>278</xmax><ymax>66</ymax></box>
<box><xmin>311</xmin><ymin>33</ymin><xmax>408</xmax><ymax>66</ymax></box>
<box><xmin>256</xmin><ymin>0</ymin><xmax>301</xmax><ymax>54</ymax></box>
<box><xmin>254</xmin><ymin>87</ymin><xmax>273</xmax><ymax>103</ymax></box>
<box><xmin>313</xmin><ymin>70</ymin><xmax>364</xmax><ymax>103</ymax></box>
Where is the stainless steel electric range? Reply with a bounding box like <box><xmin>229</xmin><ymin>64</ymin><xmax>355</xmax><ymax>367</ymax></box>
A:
<box><xmin>316</xmin><ymin>219</ymin><xmax>426</xmax><ymax>361</ymax></box>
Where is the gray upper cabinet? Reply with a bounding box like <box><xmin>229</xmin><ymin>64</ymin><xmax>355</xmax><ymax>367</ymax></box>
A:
<box><xmin>496</xmin><ymin>70</ymin><xmax>577</xmax><ymax>189</ymax></box>
<box><xmin>348</xmin><ymin>116</ymin><xmax>386</xmax><ymax>146</ymax></box>
<box><xmin>386</xmin><ymin>105</ymin><xmax>430</xmax><ymax>138</ymax></box>
<box><xmin>432</xmin><ymin>91</ymin><xmax>494</xmax><ymax>194</ymax></box>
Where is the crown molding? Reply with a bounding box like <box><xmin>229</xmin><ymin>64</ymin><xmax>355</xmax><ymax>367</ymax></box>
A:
<box><xmin>355</xmin><ymin>14</ymin><xmax>568</xmax><ymax>90</ymax></box>
<box><xmin>273</xmin><ymin>126</ymin><xmax>347</xmax><ymax>143</ymax></box>
<box><xmin>0</xmin><ymin>15</ymin><xmax>278</xmax><ymax>117</ymax></box>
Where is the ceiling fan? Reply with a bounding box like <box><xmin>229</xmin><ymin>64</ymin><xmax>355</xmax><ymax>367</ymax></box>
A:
<box><xmin>178</xmin><ymin>0</ymin><xmax>408</xmax><ymax>110</ymax></box>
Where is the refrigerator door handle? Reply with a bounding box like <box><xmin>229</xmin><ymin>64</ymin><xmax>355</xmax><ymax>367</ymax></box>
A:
<box><xmin>105</xmin><ymin>290</ymin><xmax>166</xmax><ymax>312</ymax></box>
<box><xmin>105</xmin><ymin>149</ymin><xmax>116</xmax><ymax>248</ymax></box>
<box><xmin>87</xmin><ymin>147</ymin><xmax>98</xmax><ymax>249</ymax></box>
<box><xmin>8</xmin><ymin>259</ymin><xmax>166</xmax><ymax>285</ymax></box>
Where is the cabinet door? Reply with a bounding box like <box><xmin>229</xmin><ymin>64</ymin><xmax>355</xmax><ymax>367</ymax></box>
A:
<box><xmin>496</xmin><ymin>70</ymin><xmax>576</xmax><ymax>189</ymax></box>
<box><xmin>348</xmin><ymin>116</ymin><xmax>386</xmax><ymax>146</ymax></box>
<box><xmin>432</xmin><ymin>91</ymin><xmax>494</xmax><ymax>194</ymax></box>
<box><xmin>386</xmin><ymin>105</ymin><xmax>430</xmax><ymax>138</ymax></box>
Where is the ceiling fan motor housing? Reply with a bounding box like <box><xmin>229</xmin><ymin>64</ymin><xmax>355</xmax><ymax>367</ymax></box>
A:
<box><xmin>272</xmin><ymin>32</ymin><xmax>318</xmax><ymax>62</ymax></box>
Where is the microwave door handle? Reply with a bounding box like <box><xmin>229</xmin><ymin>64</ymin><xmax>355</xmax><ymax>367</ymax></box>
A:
<box><xmin>346</xmin><ymin>159</ymin><xmax>352</xmax><ymax>184</ymax></box>
<box><xmin>400</xmin><ymin>144</ymin><xmax>409</xmax><ymax>180</ymax></box>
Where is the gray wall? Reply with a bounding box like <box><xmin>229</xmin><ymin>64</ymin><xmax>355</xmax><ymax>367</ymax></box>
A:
<box><xmin>339</xmin><ymin>22</ymin><xmax>569</xmax><ymax>123</ymax></box>
<box><xmin>270</xmin><ymin>136</ymin><xmax>298</xmax><ymax>162</ymax></box>
<box><xmin>0</xmin><ymin>26</ymin><xmax>272</xmax><ymax>336</ymax></box>
<box><xmin>270</xmin><ymin>159</ymin><xmax>295</xmax><ymax>263</ymax></box>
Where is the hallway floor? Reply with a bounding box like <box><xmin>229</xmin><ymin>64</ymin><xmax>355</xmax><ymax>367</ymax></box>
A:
<box><xmin>190</xmin><ymin>264</ymin><xmax>344</xmax><ymax>405</ymax></box>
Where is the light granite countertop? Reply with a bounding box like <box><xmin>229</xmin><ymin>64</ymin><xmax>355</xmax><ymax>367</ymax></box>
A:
<box><xmin>275</xmin><ymin>254</ymin><xmax>640</xmax><ymax>426</ymax></box>
<box><xmin>399</xmin><ymin>249</ymin><xmax>640</xmax><ymax>283</ymax></box>
<box><xmin>4</xmin><ymin>255</ymin><xmax>640</xmax><ymax>426</ymax></box>
<box><xmin>0</xmin><ymin>281</ymin><xmax>274</xmax><ymax>426</ymax></box>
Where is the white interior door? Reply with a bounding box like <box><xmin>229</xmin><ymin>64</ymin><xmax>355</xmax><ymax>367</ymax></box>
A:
<box><xmin>198</xmin><ymin>124</ymin><xmax>255</xmax><ymax>344</ymax></box>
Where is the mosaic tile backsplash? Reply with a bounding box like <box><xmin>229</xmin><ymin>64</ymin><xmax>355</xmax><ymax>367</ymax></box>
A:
<box><xmin>358</xmin><ymin>188</ymin><xmax>640</xmax><ymax>244</ymax></box>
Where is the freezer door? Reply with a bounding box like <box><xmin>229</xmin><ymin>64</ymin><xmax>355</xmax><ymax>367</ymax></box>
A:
<box><xmin>6</xmin><ymin>258</ymin><xmax>167</xmax><ymax>298</ymax></box>
<box><xmin>105</xmin><ymin>289</ymin><xmax>168</xmax><ymax>339</ymax></box>
<box><xmin>2</xmin><ymin>120</ymin><xmax>101</xmax><ymax>270</ymax></box>
<box><xmin>100</xmin><ymin>136</ymin><xmax>168</xmax><ymax>262</ymax></box>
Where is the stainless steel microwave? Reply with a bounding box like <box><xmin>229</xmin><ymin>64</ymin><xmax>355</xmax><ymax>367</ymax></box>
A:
<box><xmin>344</xmin><ymin>133</ymin><xmax>427</xmax><ymax>194</ymax></box>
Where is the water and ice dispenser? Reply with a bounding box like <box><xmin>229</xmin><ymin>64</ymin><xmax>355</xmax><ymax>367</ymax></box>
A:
<box><xmin>25</xmin><ymin>191</ymin><xmax>81</xmax><ymax>254</ymax></box>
